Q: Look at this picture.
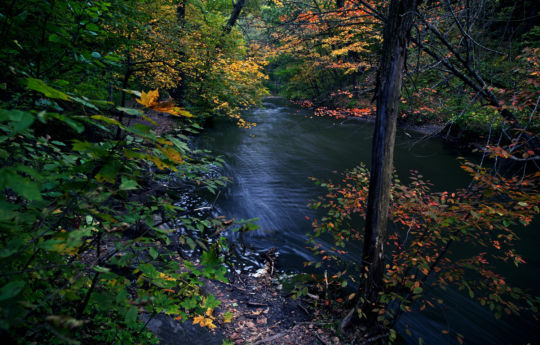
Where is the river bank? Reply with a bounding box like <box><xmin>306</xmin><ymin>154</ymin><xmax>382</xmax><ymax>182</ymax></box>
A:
<box><xmin>144</xmin><ymin>258</ymin><xmax>343</xmax><ymax>345</ymax></box>
<box><xmin>288</xmin><ymin>98</ymin><xmax>509</xmax><ymax>152</ymax></box>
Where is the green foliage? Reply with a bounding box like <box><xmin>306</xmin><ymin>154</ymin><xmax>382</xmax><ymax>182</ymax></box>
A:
<box><xmin>0</xmin><ymin>80</ymin><xmax>230</xmax><ymax>343</ymax></box>
<box><xmin>0</xmin><ymin>0</ymin><xmax>259</xmax><ymax>343</ymax></box>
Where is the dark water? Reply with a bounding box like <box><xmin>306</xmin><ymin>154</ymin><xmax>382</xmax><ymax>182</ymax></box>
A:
<box><xmin>200</xmin><ymin>98</ymin><xmax>539</xmax><ymax>345</ymax></box>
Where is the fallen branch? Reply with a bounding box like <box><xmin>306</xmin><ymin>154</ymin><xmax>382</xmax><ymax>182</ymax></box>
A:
<box><xmin>313</xmin><ymin>330</ymin><xmax>331</xmax><ymax>345</ymax></box>
<box><xmin>357</xmin><ymin>332</ymin><xmax>390</xmax><ymax>345</ymax></box>
<box><xmin>247</xmin><ymin>302</ymin><xmax>268</xmax><ymax>307</ymax></box>
<box><xmin>252</xmin><ymin>331</ymin><xmax>288</xmax><ymax>345</ymax></box>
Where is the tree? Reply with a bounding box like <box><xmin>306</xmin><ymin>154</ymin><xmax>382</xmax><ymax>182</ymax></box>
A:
<box><xmin>298</xmin><ymin>0</ymin><xmax>539</xmax><ymax>341</ymax></box>
<box><xmin>169</xmin><ymin>0</ymin><xmax>187</xmax><ymax>104</ymax></box>
<box><xmin>266</xmin><ymin>0</ymin><xmax>539</xmax><ymax>165</ymax></box>
<box><xmin>265</xmin><ymin>0</ymin><xmax>381</xmax><ymax>104</ymax></box>
<box><xmin>310</xmin><ymin>160</ymin><xmax>538</xmax><ymax>343</ymax></box>
<box><xmin>341</xmin><ymin>0</ymin><xmax>422</xmax><ymax>330</ymax></box>
<box><xmin>224</xmin><ymin>0</ymin><xmax>247</xmax><ymax>34</ymax></box>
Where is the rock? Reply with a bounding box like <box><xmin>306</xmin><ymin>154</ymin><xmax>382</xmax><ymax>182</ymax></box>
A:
<box><xmin>142</xmin><ymin>313</ymin><xmax>225</xmax><ymax>345</ymax></box>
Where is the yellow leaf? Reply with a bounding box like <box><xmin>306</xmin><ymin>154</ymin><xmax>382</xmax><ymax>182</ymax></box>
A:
<box><xmin>157</xmin><ymin>138</ymin><xmax>173</xmax><ymax>145</ymax></box>
<box><xmin>136</xmin><ymin>89</ymin><xmax>159</xmax><ymax>108</ymax></box>
<box><xmin>142</xmin><ymin>115</ymin><xmax>158</xmax><ymax>126</ymax></box>
<box><xmin>193</xmin><ymin>315</ymin><xmax>216</xmax><ymax>329</ymax></box>
<box><xmin>222</xmin><ymin>311</ymin><xmax>234</xmax><ymax>323</ymax></box>
<box><xmin>147</xmin><ymin>154</ymin><xmax>171</xmax><ymax>171</ymax></box>
<box><xmin>136</xmin><ymin>89</ymin><xmax>193</xmax><ymax>117</ymax></box>
<box><xmin>193</xmin><ymin>315</ymin><xmax>205</xmax><ymax>326</ymax></box>
<box><xmin>205</xmin><ymin>308</ymin><xmax>214</xmax><ymax>318</ymax></box>
<box><xmin>176</xmin><ymin>109</ymin><xmax>194</xmax><ymax>118</ymax></box>
<box><xmin>153</xmin><ymin>100</ymin><xmax>193</xmax><ymax>118</ymax></box>
<box><xmin>91</xmin><ymin>115</ymin><xmax>122</xmax><ymax>126</ymax></box>
<box><xmin>158</xmin><ymin>272</ymin><xmax>176</xmax><ymax>282</ymax></box>
<box><xmin>159</xmin><ymin>146</ymin><xmax>183</xmax><ymax>164</ymax></box>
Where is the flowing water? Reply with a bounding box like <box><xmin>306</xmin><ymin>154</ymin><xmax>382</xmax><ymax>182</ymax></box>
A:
<box><xmin>200</xmin><ymin>98</ymin><xmax>538</xmax><ymax>345</ymax></box>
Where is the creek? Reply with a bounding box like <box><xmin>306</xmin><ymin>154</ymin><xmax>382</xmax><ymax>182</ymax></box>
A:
<box><xmin>200</xmin><ymin>97</ymin><xmax>538</xmax><ymax>345</ymax></box>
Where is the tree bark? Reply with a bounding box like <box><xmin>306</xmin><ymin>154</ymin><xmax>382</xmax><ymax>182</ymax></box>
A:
<box><xmin>176</xmin><ymin>0</ymin><xmax>186</xmax><ymax>27</ymax></box>
<box><xmin>223</xmin><ymin>0</ymin><xmax>246</xmax><ymax>34</ymax></box>
<box><xmin>341</xmin><ymin>0</ymin><xmax>421</xmax><ymax>331</ymax></box>
<box><xmin>170</xmin><ymin>0</ymin><xmax>186</xmax><ymax>105</ymax></box>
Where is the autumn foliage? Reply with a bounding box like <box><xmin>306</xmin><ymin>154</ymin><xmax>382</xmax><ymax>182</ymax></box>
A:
<box><xmin>309</xmin><ymin>161</ymin><xmax>539</xmax><ymax>338</ymax></box>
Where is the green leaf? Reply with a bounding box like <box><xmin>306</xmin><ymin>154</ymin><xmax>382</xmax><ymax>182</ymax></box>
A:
<box><xmin>0</xmin><ymin>109</ymin><xmax>35</xmax><ymax>133</ymax></box>
<box><xmin>125</xmin><ymin>307</ymin><xmax>138</xmax><ymax>324</ymax></box>
<box><xmin>4</xmin><ymin>170</ymin><xmax>42</xmax><ymax>201</ymax></box>
<box><xmin>186</xmin><ymin>237</ymin><xmax>196</xmax><ymax>250</ymax></box>
<box><xmin>203</xmin><ymin>294</ymin><xmax>221</xmax><ymax>309</ymax></box>
<box><xmin>119</xmin><ymin>89</ymin><xmax>142</xmax><ymax>97</ymax></box>
<box><xmin>93</xmin><ymin>266</ymin><xmax>110</xmax><ymax>273</ymax></box>
<box><xmin>0</xmin><ymin>281</ymin><xmax>26</xmax><ymax>301</ymax></box>
<box><xmin>50</xmin><ymin>113</ymin><xmax>85</xmax><ymax>133</ymax></box>
<box><xmin>389</xmin><ymin>329</ymin><xmax>396</xmax><ymax>342</ymax></box>
<box><xmin>149</xmin><ymin>247</ymin><xmax>158</xmax><ymax>260</ymax></box>
<box><xmin>48</xmin><ymin>33</ymin><xmax>63</xmax><ymax>43</ymax></box>
<box><xmin>201</xmin><ymin>248</ymin><xmax>219</xmax><ymax>267</ymax></box>
<box><xmin>26</xmin><ymin>78</ymin><xmax>70</xmax><ymax>101</ymax></box>
<box><xmin>86</xmin><ymin>23</ymin><xmax>99</xmax><ymax>32</ymax></box>
<box><xmin>116</xmin><ymin>107</ymin><xmax>144</xmax><ymax>116</ymax></box>
<box><xmin>71</xmin><ymin>96</ymin><xmax>99</xmax><ymax>110</ymax></box>
<box><xmin>96</xmin><ymin>160</ymin><xmax>120</xmax><ymax>183</ymax></box>
<box><xmin>120</xmin><ymin>177</ymin><xmax>139</xmax><ymax>191</ymax></box>
<box><xmin>180</xmin><ymin>297</ymin><xmax>198</xmax><ymax>310</ymax></box>
<box><xmin>91</xmin><ymin>114</ymin><xmax>122</xmax><ymax>126</ymax></box>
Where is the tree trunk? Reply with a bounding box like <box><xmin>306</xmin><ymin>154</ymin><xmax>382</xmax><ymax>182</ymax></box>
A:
<box><xmin>176</xmin><ymin>0</ymin><xmax>186</xmax><ymax>27</ymax></box>
<box><xmin>341</xmin><ymin>0</ymin><xmax>421</xmax><ymax>331</ymax></box>
<box><xmin>223</xmin><ymin>0</ymin><xmax>246</xmax><ymax>34</ymax></box>
<box><xmin>170</xmin><ymin>0</ymin><xmax>186</xmax><ymax>105</ymax></box>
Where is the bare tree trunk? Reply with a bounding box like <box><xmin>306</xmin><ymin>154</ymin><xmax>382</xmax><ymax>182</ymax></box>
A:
<box><xmin>224</xmin><ymin>0</ymin><xmax>246</xmax><ymax>34</ymax></box>
<box><xmin>341</xmin><ymin>0</ymin><xmax>421</xmax><ymax>331</ymax></box>
<box><xmin>176</xmin><ymin>0</ymin><xmax>186</xmax><ymax>27</ymax></box>
<box><xmin>170</xmin><ymin>0</ymin><xmax>186</xmax><ymax>105</ymax></box>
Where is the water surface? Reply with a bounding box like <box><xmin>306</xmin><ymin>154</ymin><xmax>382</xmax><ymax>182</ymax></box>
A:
<box><xmin>200</xmin><ymin>98</ymin><xmax>538</xmax><ymax>344</ymax></box>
